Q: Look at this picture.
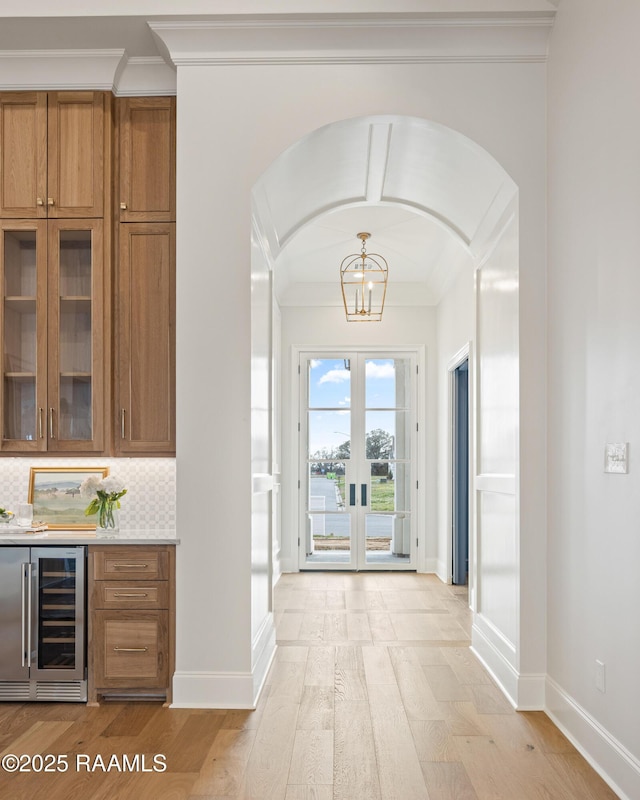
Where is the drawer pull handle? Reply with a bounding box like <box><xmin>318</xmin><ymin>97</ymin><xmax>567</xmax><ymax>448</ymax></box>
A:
<box><xmin>113</xmin><ymin>592</ymin><xmax>149</xmax><ymax>598</ymax></box>
<box><xmin>113</xmin><ymin>647</ymin><xmax>148</xmax><ymax>653</ymax></box>
<box><xmin>112</xmin><ymin>564</ymin><xmax>148</xmax><ymax>568</ymax></box>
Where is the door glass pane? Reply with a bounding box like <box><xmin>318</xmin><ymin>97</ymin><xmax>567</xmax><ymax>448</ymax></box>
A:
<box><xmin>58</xmin><ymin>231</ymin><xmax>92</xmax><ymax>440</ymax></box>
<box><xmin>308</xmin><ymin>411</ymin><xmax>351</xmax><ymax>460</ymax></box>
<box><xmin>306</xmin><ymin>464</ymin><xmax>351</xmax><ymax>564</ymax></box>
<box><xmin>365</xmin><ymin>513</ymin><xmax>411</xmax><ymax>564</ymax></box>
<box><xmin>305</xmin><ymin>513</ymin><xmax>351</xmax><ymax>565</ymax></box>
<box><xmin>366</xmin><ymin>411</ymin><xmax>411</xmax><ymax>460</ymax></box>
<box><xmin>365</xmin><ymin>358</ymin><xmax>411</xmax><ymax>409</ymax></box>
<box><xmin>307</xmin><ymin>463</ymin><xmax>347</xmax><ymax>511</ymax></box>
<box><xmin>3</xmin><ymin>230</ymin><xmax>38</xmax><ymax>441</ymax></box>
<box><xmin>369</xmin><ymin>462</ymin><xmax>411</xmax><ymax>512</ymax></box>
<box><xmin>308</xmin><ymin>358</ymin><xmax>351</xmax><ymax>408</ymax></box>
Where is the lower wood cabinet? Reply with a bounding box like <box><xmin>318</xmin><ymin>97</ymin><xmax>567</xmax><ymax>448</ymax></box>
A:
<box><xmin>87</xmin><ymin>545</ymin><xmax>175</xmax><ymax>704</ymax></box>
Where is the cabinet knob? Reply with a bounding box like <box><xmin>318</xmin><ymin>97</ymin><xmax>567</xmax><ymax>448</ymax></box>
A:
<box><xmin>36</xmin><ymin>197</ymin><xmax>44</xmax><ymax>207</ymax></box>
<box><xmin>47</xmin><ymin>198</ymin><xmax>55</xmax><ymax>207</ymax></box>
<box><xmin>120</xmin><ymin>202</ymin><xmax>127</xmax><ymax>211</ymax></box>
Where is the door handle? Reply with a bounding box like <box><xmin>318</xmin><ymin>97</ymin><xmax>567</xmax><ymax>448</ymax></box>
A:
<box><xmin>21</xmin><ymin>563</ymin><xmax>27</xmax><ymax>667</ymax></box>
<box><xmin>26</xmin><ymin>563</ymin><xmax>33</xmax><ymax>668</ymax></box>
<box><xmin>361</xmin><ymin>483</ymin><xmax>367</xmax><ymax>507</ymax></box>
<box><xmin>349</xmin><ymin>484</ymin><xmax>356</xmax><ymax>506</ymax></box>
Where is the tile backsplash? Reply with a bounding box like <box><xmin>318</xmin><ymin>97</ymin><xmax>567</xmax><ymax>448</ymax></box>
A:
<box><xmin>0</xmin><ymin>457</ymin><xmax>176</xmax><ymax>530</ymax></box>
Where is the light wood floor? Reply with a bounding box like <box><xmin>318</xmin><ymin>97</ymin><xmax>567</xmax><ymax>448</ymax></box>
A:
<box><xmin>0</xmin><ymin>571</ymin><xmax>619</xmax><ymax>799</ymax></box>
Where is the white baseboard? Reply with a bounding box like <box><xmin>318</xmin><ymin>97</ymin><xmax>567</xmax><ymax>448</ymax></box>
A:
<box><xmin>433</xmin><ymin>557</ymin><xmax>448</xmax><ymax>583</ymax></box>
<box><xmin>252</xmin><ymin>613</ymin><xmax>277</xmax><ymax>705</ymax></box>
<box><xmin>171</xmin><ymin>670</ymin><xmax>256</xmax><ymax>708</ymax></box>
<box><xmin>471</xmin><ymin>614</ymin><xmax>545</xmax><ymax>710</ymax></box>
<box><xmin>279</xmin><ymin>556</ymin><xmax>297</xmax><ymax>573</ymax></box>
<box><xmin>171</xmin><ymin>615</ymin><xmax>277</xmax><ymax>709</ymax></box>
<box><xmin>545</xmin><ymin>677</ymin><xmax>640</xmax><ymax>800</ymax></box>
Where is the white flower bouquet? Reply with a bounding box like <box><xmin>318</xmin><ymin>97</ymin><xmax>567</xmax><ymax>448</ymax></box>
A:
<box><xmin>82</xmin><ymin>475</ymin><xmax>127</xmax><ymax>529</ymax></box>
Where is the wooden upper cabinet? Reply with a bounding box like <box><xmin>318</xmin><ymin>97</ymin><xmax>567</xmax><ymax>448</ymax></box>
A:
<box><xmin>118</xmin><ymin>97</ymin><xmax>176</xmax><ymax>222</ymax></box>
<box><xmin>0</xmin><ymin>218</ymin><xmax>106</xmax><ymax>453</ymax></box>
<box><xmin>0</xmin><ymin>91</ymin><xmax>105</xmax><ymax>220</ymax></box>
<box><xmin>117</xmin><ymin>223</ymin><xmax>175</xmax><ymax>455</ymax></box>
<box><xmin>0</xmin><ymin>93</ymin><xmax>47</xmax><ymax>218</ymax></box>
<box><xmin>47</xmin><ymin>92</ymin><xmax>105</xmax><ymax>218</ymax></box>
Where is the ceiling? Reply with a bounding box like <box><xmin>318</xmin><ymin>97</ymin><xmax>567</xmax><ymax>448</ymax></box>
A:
<box><xmin>0</xmin><ymin>2</ymin><xmax>547</xmax><ymax>309</ymax></box>
<box><xmin>254</xmin><ymin>116</ymin><xmax>517</xmax><ymax>308</ymax></box>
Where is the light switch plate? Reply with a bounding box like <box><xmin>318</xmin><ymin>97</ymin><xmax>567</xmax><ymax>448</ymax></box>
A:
<box><xmin>604</xmin><ymin>442</ymin><xmax>628</xmax><ymax>473</ymax></box>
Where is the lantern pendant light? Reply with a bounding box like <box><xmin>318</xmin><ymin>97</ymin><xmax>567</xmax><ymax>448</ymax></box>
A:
<box><xmin>340</xmin><ymin>232</ymin><xmax>388</xmax><ymax>322</ymax></box>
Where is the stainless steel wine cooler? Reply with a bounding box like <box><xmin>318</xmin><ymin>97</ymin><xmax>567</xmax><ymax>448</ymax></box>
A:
<box><xmin>0</xmin><ymin>546</ymin><xmax>86</xmax><ymax>701</ymax></box>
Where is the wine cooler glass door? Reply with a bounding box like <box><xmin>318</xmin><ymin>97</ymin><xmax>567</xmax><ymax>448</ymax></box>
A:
<box><xmin>30</xmin><ymin>547</ymin><xmax>85</xmax><ymax>681</ymax></box>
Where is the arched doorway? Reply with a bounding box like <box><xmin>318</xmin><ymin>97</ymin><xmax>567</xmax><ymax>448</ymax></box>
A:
<box><xmin>251</xmin><ymin>113</ymin><xmax>523</xmax><ymax>700</ymax></box>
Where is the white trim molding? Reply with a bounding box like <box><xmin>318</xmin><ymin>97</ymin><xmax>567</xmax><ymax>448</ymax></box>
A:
<box><xmin>149</xmin><ymin>14</ymin><xmax>554</xmax><ymax>67</ymax></box>
<box><xmin>0</xmin><ymin>48</ymin><xmax>126</xmax><ymax>91</ymax></box>
<box><xmin>172</xmin><ymin>614</ymin><xmax>276</xmax><ymax>709</ymax></box>
<box><xmin>171</xmin><ymin>670</ymin><xmax>256</xmax><ymax>709</ymax></box>
<box><xmin>114</xmin><ymin>56</ymin><xmax>176</xmax><ymax>96</ymax></box>
<box><xmin>251</xmin><ymin>613</ymin><xmax>277</xmax><ymax>705</ymax></box>
<box><xmin>546</xmin><ymin>678</ymin><xmax>640</xmax><ymax>800</ymax></box>
<box><xmin>471</xmin><ymin>612</ymin><xmax>545</xmax><ymax>710</ymax></box>
<box><xmin>0</xmin><ymin>49</ymin><xmax>176</xmax><ymax>95</ymax></box>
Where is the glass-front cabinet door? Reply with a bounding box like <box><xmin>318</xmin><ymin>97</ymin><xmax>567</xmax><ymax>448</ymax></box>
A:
<box><xmin>0</xmin><ymin>219</ymin><xmax>103</xmax><ymax>452</ymax></box>
<box><xmin>47</xmin><ymin>220</ymin><xmax>104</xmax><ymax>451</ymax></box>
<box><xmin>1</xmin><ymin>221</ymin><xmax>47</xmax><ymax>451</ymax></box>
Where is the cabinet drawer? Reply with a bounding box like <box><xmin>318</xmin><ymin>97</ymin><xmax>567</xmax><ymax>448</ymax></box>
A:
<box><xmin>92</xmin><ymin>547</ymin><xmax>169</xmax><ymax>581</ymax></box>
<box><xmin>94</xmin><ymin>610</ymin><xmax>168</xmax><ymax>688</ymax></box>
<box><xmin>92</xmin><ymin>581</ymin><xmax>168</xmax><ymax>610</ymax></box>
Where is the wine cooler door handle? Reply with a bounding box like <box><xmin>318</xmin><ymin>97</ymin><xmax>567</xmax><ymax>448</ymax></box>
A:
<box><xmin>21</xmin><ymin>563</ymin><xmax>27</xmax><ymax>667</ymax></box>
<box><xmin>26</xmin><ymin>562</ymin><xmax>33</xmax><ymax>668</ymax></box>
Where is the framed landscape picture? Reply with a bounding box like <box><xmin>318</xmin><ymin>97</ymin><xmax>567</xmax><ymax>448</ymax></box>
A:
<box><xmin>28</xmin><ymin>466</ymin><xmax>109</xmax><ymax>529</ymax></box>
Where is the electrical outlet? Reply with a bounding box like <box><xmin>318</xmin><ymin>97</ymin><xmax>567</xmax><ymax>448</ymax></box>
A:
<box><xmin>595</xmin><ymin>660</ymin><xmax>606</xmax><ymax>693</ymax></box>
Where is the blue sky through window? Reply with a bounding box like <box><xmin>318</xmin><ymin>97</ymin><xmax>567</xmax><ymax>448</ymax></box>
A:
<box><xmin>308</xmin><ymin>359</ymin><xmax>399</xmax><ymax>455</ymax></box>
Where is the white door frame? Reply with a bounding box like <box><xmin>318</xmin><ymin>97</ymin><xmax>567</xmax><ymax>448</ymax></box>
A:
<box><xmin>446</xmin><ymin>342</ymin><xmax>476</xmax><ymax>609</ymax></box>
<box><xmin>292</xmin><ymin>344</ymin><xmax>426</xmax><ymax>572</ymax></box>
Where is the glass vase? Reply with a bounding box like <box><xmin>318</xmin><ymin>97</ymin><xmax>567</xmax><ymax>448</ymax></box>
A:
<box><xmin>96</xmin><ymin>502</ymin><xmax>119</xmax><ymax>536</ymax></box>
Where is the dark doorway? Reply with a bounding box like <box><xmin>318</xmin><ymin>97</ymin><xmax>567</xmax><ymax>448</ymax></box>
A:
<box><xmin>452</xmin><ymin>359</ymin><xmax>469</xmax><ymax>585</ymax></box>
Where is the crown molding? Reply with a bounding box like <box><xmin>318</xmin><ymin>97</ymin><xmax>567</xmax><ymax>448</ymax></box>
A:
<box><xmin>0</xmin><ymin>49</ymin><xmax>126</xmax><ymax>90</ymax></box>
<box><xmin>149</xmin><ymin>14</ymin><xmax>554</xmax><ymax>66</ymax></box>
<box><xmin>0</xmin><ymin>49</ymin><xmax>176</xmax><ymax>95</ymax></box>
<box><xmin>114</xmin><ymin>56</ymin><xmax>176</xmax><ymax>96</ymax></box>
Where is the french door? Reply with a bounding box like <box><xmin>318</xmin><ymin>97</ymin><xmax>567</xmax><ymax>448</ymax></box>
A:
<box><xmin>299</xmin><ymin>351</ymin><xmax>417</xmax><ymax>570</ymax></box>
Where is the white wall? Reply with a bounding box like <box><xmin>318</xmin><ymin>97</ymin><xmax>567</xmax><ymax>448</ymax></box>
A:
<box><xmin>547</xmin><ymin>2</ymin><xmax>640</xmax><ymax>797</ymax></box>
<box><xmin>172</xmin><ymin>57</ymin><xmax>547</xmax><ymax>708</ymax></box>
<box><xmin>435</xmin><ymin>263</ymin><xmax>475</xmax><ymax>583</ymax></box>
<box><xmin>279</xmin><ymin>305</ymin><xmax>436</xmax><ymax>573</ymax></box>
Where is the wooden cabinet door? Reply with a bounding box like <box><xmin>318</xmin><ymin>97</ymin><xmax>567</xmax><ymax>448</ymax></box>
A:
<box><xmin>0</xmin><ymin>220</ymin><xmax>48</xmax><ymax>451</ymax></box>
<box><xmin>47</xmin><ymin>92</ymin><xmax>104</xmax><ymax>218</ymax></box>
<box><xmin>117</xmin><ymin>223</ymin><xmax>175</xmax><ymax>454</ymax></box>
<box><xmin>118</xmin><ymin>97</ymin><xmax>175</xmax><ymax>222</ymax></box>
<box><xmin>46</xmin><ymin>218</ymin><xmax>105</xmax><ymax>451</ymax></box>
<box><xmin>93</xmin><ymin>610</ymin><xmax>169</xmax><ymax>690</ymax></box>
<box><xmin>0</xmin><ymin>93</ymin><xmax>47</xmax><ymax>218</ymax></box>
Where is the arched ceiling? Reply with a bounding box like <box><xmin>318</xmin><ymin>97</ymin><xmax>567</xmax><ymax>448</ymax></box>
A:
<box><xmin>253</xmin><ymin>115</ymin><xmax>517</xmax><ymax>307</ymax></box>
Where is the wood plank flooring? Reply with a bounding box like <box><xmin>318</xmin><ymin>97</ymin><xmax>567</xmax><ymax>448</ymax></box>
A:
<box><xmin>0</xmin><ymin>571</ymin><xmax>620</xmax><ymax>799</ymax></box>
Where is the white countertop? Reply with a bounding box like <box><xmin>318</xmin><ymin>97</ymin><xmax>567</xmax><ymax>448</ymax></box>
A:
<box><xmin>0</xmin><ymin>527</ymin><xmax>178</xmax><ymax>545</ymax></box>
